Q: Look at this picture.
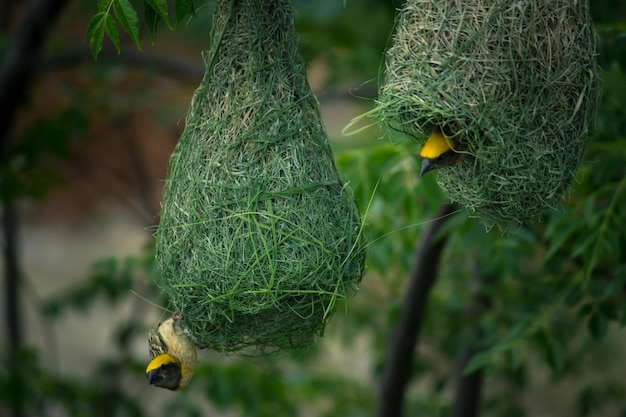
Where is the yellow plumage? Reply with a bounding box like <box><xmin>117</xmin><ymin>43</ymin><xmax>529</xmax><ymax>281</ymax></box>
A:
<box><xmin>419</xmin><ymin>130</ymin><xmax>453</xmax><ymax>159</ymax></box>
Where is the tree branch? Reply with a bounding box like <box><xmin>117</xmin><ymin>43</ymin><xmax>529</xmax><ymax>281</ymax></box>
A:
<box><xmin>449</xmin><ymin>266</ymin><xmax>492</xmax><ymax>417</ymax></box>
<box><xmin>3</xmin><ymin>204</ymin><xmax>21</xmax><ymax>352</ymax></box>
<box><xmin>1</xmin><ymin>3</ymin><xmax>69</xmax><ymax>415</ymax></box>
<box><xmin>377</xmin><ymin>203</ymin><xmax>457</xmax><ymax>417</ymax></box>
<box><xmin>0</xmin><ymin>0</ymin><xmax>69</xmax><ymax>159</ymax></box>
<box><xmin>449</xmin><ymin>343</ymin><xmax>484</xmax><ymax>417</ymax></box>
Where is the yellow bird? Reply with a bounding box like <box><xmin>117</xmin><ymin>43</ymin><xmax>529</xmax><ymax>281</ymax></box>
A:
<box><xmin>419</xmin><ymin>125</ymin><xmax>465</xmax><ymax>176</ymax></box>
<box><xmin>146</xmin><ymin>313</ymin><xmax>198</xmax><ymax>390</ymax></box>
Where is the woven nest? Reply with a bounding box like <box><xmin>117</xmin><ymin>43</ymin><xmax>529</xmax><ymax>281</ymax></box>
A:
<box><xmin>379</xmin><ymin>0</ymin><xmax>598</xmax><ymax>227</ymax></box>
<box><xmin>155</xmin><ymin>0</ymin><xmax>366</xmax><ymax>354</ymax></box>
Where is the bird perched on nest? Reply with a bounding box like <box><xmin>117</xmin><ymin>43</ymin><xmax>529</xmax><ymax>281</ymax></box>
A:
<box><xmin>146</xmin><ymin>313</ymin><xmax>198</xmax><ymax>390</ymax></box>
<box><xmin>419</xmin><ymin>125</ymin><xmax>465</xmax><ymax>176</ymax></box>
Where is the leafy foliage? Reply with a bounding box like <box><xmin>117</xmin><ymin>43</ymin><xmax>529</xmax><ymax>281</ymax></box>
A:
<box><xmin>42</xmin><ymin>245</ymin><xmax>159</xmax><ymax>317</ymax></box>
<box><xmin>0</xmin><ymin>106</ymin><xmax>88</xmax><ymax>200</ymax></box>
<box><xmin>0</xmin><ymin>349</ymin><xmax>144</xmax><ymax>417</ymax></box>
<box><xmin>336</xmin><ymin>141</ymin><xmax>445</xmax><ymax>275</ymax></box>
<box><xmin>85</xmin><ymin>0</ymin><xmax>195</xmax><ymax>58</ymax></box>
<box><xmin>84</xmin><ymin>0</ymin><xmax>391</xmax><ymax>76</ymax></box>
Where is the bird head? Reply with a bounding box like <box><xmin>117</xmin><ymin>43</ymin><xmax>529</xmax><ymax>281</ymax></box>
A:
<box><xmin>146</xmin><ymin>353</ymin><xmax>186</xmax><ymax>390</ymax></box>
<box><xmin>419</xmin><ymin>126</ymin><xmax>465</xmax><ymax>176</ymax></box>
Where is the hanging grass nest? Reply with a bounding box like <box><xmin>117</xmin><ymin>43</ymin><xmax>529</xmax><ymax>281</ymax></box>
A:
<box><xmin>155</xmin><ymin>0</ymin><xmax>366</xmax><ymax>354</ymax></box>
<box><xmin>378</xmin><ymin>0</ymin><xmax>598</xmax><ymax>227</ymax></box>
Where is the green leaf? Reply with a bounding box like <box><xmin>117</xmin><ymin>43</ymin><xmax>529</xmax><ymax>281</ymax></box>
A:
<box><xmin>573</xmin><ymin>231</ymin><xmax>597</xmax><ymax>259</ymax></box>
<box><xmin>145</xmin><ymin>0</ymin><xmax>172</xmax><ymax>29</ymax></box>
<box><xmin>564</xmin><ymin>284</ymin><xmax>583</xmax><ymax>306</ymax></box>
<box><xmin>97</xmin><ymin>0</ymin><xmax>111</xmax><ymax>12</ymax></box>
<box><xmin>545</xmin><ymin>222</ymin><xmax>576</xmax><ymax>260</ymax></box>
<box><xmin>463</xmin><ymin>322</ymin><xmax>528</xmax><ymax>375</ymax></box>
<box><xmin>175</xmin><ymin>0</ymin><xmax>195</xmax><ymax>25</ymax></box>
<box><xmin>85</xmin><ymin>13</ymin><xmax>108</xmax><ymax>59</ymax></box>
<box><xmin>546</xmin><ymin>335</ymin><xmax>566</xmax><ymax>373</ymax></box>
<box><xmin>144</xmin><ymin>2</ymin><xmax>160</xmax><ymax>42</ymax></box>
<box><xmin>588</xmin><ymin>278</ymin><xmax>608</xmax><ymax>299</ymax></box>
<box><xmin>619</xmin><ymin>301</ymin><xmax>626</xmax><ymax>327</ymax></box>
<box><xmin>588</xmin><ymin>309</ymin><xmax>609</xmax><ymax>340</ymax></box>
<box><xmin>505</xmin><ymin>347</ymin><xmax>523</xmax><ymax>371</ymax></box>
<box><xmin>464</xmin><ymin>349</ymin><xmax>493</xmax><ymax>375</ymax></box>
<box><xmin>113</xmin><ymin>0</ymin><xmax>141</xmax><ymax>50</ymax></box>
<box><xmin>578</xmin><ymin>302</ymin><xmax>594</xmax><ymax>319</ymax></box>
<box><xmin>104</xmin><ymin>12</ymin><xmax>120</xmax><ymax>53</ymax></box>
<box><xmin>464</xmin><ymin>340</ymin><xmax>514</xmax><ymax>375</ymax></box>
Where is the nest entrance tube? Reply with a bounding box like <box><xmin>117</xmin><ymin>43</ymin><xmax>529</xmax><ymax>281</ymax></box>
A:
<box><xmin>379</xmin><ymin>0</ymin><xmax>598</xmax><ymax>228</ymax></box>
<box><xmin>155</xmin><ymin>0</ymin><xmax>366</xmax><ymax>354</ymax></box>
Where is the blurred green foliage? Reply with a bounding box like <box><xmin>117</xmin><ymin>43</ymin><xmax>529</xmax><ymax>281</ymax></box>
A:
<box><xmin>0</xmin><ymin>106</ymin><xmax>88</xmax><ymax>200</ymax></box>
<box><xmin>1</xmin><ymin>1</ymin><xmax>626</xmax><ymax>417</ymax></box>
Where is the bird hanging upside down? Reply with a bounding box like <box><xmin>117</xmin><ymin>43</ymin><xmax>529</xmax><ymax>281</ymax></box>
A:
<box><xmin>146</xmin><ymin>313</ymin><xmax>198</xmax><ymax>390</ymax></box>
<box><xmin>419</xmin><ymin>125</ymin><xmax>465</xmax><ymax>176</ymax></box>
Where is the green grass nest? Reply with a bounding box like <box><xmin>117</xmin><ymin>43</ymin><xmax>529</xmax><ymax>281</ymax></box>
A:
<box><xmin>379</xmin><ymin>0</ymin><xmax>598</xmax><ymax>228</ymax></box>
<box><xmin>155</xmin><ymin>0</ymin><xmax>366</xmax><ymax>354</ymax></box>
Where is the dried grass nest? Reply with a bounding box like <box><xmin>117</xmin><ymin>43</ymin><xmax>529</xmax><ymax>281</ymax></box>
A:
<box><xmin>155</xmin><ymin>0</ymin><xmax>366</xmax><ymax>354</ymax></box>
<box><xmin>378</xmin><ymin>0</ymin><xmax>598</xmax><ymax>227</ymax></box>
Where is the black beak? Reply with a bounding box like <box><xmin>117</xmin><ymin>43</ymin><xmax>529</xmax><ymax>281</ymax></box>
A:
<box><xmin>420</xmin><ymin>158</ymin><xmax>431</xmax><ymax>177</ymax></box>
<box><xmin>146</xmin><ymin>369</ymin><xmax>162</xmax><ymax>385</ymax></box>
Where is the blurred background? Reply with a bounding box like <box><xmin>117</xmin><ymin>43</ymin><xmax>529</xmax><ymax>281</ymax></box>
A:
<box><xmin>1</xmin><ymin>0</ymin><xmax>626</xmax><ymax>416</ymax></box>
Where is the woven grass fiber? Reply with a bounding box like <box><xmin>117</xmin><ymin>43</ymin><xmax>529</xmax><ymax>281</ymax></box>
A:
<box><xmin>155</xmin><ymin>0</ymin><xmax>366</xmax><ymax>354</ymax></box>
<box><xmin>379</xmin><ymin>0</ymin><xmax>598</xmax><ymax>228</ymax></box>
